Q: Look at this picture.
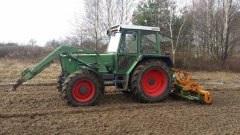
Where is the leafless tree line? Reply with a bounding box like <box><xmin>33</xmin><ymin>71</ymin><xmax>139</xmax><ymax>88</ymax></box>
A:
<box><xmin>164</xmin><ymin>0</ymin><xmax>240</xmax><ymax>70</ymax></box>
<box><xmin>70</xmin><ymin>0</ymin><xmax>135</xmax><ymax>52</ymax></box>
<box><xmin>190</xmin><ymin>0</ymin><xmax>240</xmax><ymax>64</ymax></box>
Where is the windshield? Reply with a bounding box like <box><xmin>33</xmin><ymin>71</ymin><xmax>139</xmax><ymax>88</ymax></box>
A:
<box><xmin>107</xmin><ymin>33</ymin><xmax>121</xmax><ymax>53</ymax></box>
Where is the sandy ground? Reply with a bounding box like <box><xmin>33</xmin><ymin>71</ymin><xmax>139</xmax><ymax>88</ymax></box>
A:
<box><xmin>0</xmin><ymin>59</ymin><xmax>240</xmax><ymax>134</ymax></box>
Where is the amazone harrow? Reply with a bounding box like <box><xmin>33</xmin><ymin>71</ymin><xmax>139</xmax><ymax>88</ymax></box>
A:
<box><xmin>171</xmin><ymin>68</ymin><xmax>213</xmax><ymax>104</ymax></box>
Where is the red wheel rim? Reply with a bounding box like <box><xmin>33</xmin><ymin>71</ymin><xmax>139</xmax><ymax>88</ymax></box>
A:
<box><xmin>72</xmin><ymin>80</ymin><xmax>95</xmax><ymax>102</ymax></box>
<box><xmin>141</xmin><ymin>68</ymin><xmax>168</xmax><ymax>97</ymax></box>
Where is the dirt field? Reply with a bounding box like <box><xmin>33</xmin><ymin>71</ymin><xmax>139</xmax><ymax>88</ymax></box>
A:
<box><xmin>0</xmin><ymin>74</ymin><xmax>240</xmax><ymax>135</ymax></box>
<box><xmin>0</xmin><ymin>59</ymin><xmax>240</xmax><ymax>134</ymax></box>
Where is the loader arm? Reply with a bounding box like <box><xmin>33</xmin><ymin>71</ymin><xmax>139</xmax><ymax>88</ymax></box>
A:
<box><xmin>12</xmin><ymin>45</ymin><xmax>96</xmax><ymax>91</ymax></box>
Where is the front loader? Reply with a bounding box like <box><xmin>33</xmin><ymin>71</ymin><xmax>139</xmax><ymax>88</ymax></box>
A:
<box><xmin>12</xmin><ymin>25</ymin><xmax>212</xmax><ymax>106</ymax></box>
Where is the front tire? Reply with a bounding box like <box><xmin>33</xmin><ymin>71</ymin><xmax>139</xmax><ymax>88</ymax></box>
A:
<box><xmin>63</xmin><ymin>72</ymin><xmax>101</xmax><ymax>106</ymax></box>
<box><xmin>131</xmin><ymin>60</ymin><xmax>171</xmax><ymax>103</ymax></box>
<box><xmin>57</xmin><ymin>73</ymin><xmax>64</xmax><ymax>93</ymax></box>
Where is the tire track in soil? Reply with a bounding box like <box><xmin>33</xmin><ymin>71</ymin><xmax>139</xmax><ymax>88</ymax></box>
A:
<box><xmin>0</xmin><ymin>103</ymin><xmax>183</xmax><ymax>118</ymax></box>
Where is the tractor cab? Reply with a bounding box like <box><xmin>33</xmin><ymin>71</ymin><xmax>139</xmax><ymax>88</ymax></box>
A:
<box><xmin>107</xmin><ymin>25</ymin><xmax>165</xmax><ymax>54</ymax></box>
<box><xmin>106</xmin><ymin>25</ymin><xmax>173</xmax><ymax>73</ymax></box>
<box><xmin>103</xmin><ymin>25</ymin><xmax>174</xmax><ymax>91</ymax></box>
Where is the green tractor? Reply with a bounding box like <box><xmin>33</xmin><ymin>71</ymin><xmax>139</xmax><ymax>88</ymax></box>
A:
<box><xmin>12</xmin><ymin>25</ymin><xmax>212</xmax><ymax>106</ymax></box>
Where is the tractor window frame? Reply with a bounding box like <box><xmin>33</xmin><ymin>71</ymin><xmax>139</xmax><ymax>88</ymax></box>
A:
<box><xmin>107</xmin><ymin>32</ymin><xmax>121</xmax><ymax>53</ymax></box>
<box><xmin>118</xmin><ymin>30</ymin><xmax>138</xmax><ymax>54</ymax></box>
<box><xmin>140</xmin><ymin>31</ymin><xmax>158</xmax><ymax>54</ymax></box>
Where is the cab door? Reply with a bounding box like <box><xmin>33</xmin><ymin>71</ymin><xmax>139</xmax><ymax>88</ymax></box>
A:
<box><xmin>117</xmin><ymin>30</ymin><xmax>139</xmax><ymax>73</ymax></box>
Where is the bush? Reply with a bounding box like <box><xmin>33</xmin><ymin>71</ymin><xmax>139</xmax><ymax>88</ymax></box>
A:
<box><xmin>174</xmin><ymin>52</ymin><xmax>240</xmax><ymax>72</ymax></box>
<box><xmin>0</xmin><ymin>45</ymin><xmax>54</xmax><ymax>61</ymax></box>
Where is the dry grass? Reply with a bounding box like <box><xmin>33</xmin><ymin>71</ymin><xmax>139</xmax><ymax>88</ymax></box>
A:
<box><xmin>0</xmin><ymin>58</ymin><xmax>60</xmax><ymax>84</ymax></box>
<box><xmin>189</xmin><ymin>71</ymin><xmax>240</xmax><ymax>90</ymax></box>
<box><xmin>190</xmin><ymin>71</ymin><xmax>240</xmax><ymax>80</ymax></box>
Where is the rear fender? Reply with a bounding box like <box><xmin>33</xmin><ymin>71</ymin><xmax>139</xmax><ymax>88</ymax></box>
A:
<box><xmin>140</xmin><ymin>56</ymin><xmax>173</xmax><ymax>68</ymax></box>
<box><xmin>125</xmin><ymin>56</ymin><xmax>173</xmax><ymax>90</ymax></box>
<box><xmin>127</xmin><ymin>55</ymin><xmax>173</xmax><ymax>76</ymax></box>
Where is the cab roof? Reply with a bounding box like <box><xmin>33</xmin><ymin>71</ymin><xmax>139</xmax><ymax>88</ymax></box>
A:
<box><xmin>109</xmin><ymin>25</ymin><xmax>160</xmax><ymax>32</ymax></box>
<box><xmin>107</xmin><ymin>25</ymin><xmax>172</xmax><ymax>42</ymax></box>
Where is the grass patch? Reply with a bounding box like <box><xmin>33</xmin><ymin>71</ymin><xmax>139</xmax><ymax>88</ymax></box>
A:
<box><xmin>0</xmin><ymin>58</ymin><xmax>60</xmax><ymax>84</ymax></box>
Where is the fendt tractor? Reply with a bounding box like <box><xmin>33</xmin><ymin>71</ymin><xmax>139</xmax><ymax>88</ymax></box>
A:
<box><xmin>12</xmin><ymin>25</ymin><xmax>213</xmax><ymax>106</ymax></box>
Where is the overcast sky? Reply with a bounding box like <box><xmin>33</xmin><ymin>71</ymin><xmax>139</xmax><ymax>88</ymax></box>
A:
<box><xmin>0</xmin><ymin>0</ymin><xmax>84</xmax><ymax>46</ymax></box>
<box><xmin>0</xmin><ymin>0</ymin><xmax>190</xmax><ymax>46</ymax></box>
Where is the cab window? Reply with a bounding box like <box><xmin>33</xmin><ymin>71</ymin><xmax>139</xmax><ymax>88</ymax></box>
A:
<box><xmin>119</xmin><ymin>31</ymin><xmax>138</xmax><ymax>53</ymax></box>
<box><xmin>141</xmin><ymin>31</ymin><xmax>157</xmax><ymax>54</ymax></box>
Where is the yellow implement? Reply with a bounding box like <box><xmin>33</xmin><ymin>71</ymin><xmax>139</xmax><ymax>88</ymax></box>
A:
<box><xmin>171</xmin><ymin>68</ymin><xmax>213</xmax><ymax>104</ymax></box>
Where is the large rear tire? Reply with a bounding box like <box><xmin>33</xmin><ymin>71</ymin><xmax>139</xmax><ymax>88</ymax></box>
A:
<box><xmin>131</xmin><ymin>60</ymin><xmax>171</xmax><ymax>103</ymax></box>
<box><xmin>63</xmin><ymin>72</ymin><xmax>101</xmax><ymax>106</ymax></box>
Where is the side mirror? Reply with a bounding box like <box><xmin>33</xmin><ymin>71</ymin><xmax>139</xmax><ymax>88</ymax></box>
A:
<box><xmin>131</xmin><ymin>32</ymin><xmax>137</xmax><ymax>41</ymax></box>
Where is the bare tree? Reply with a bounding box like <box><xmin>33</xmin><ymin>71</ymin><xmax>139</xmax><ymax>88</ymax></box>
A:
<box><xmin>117</xmin><ymin>0</ymin><xmax>134</xmax><ymax>24</ymax></box>
<box><xmin>168</xmin><ymin>0</ymin><xmax>177</xmax><ymax>64</ymax></box>
<box><xmin>166</xmin><ymin>0</ymin><xmax>188</xmax><ymax>65</ymax></box>
<box><xmin>71</xmin><ymin>0</ymin><xmax>135</xmax><ymax>52</ymax></box>
<box><xmin>29</xmin><ymin>39</ymin><xmax>36</xmax><ymax>46</ymax></box>
<box><xmin>192</xmin><ymin>0</ymin><xmax>240</xmax><ymax>65</ymax></box>
<box><xmin>221</xmin><ymin>0</ymin><xmax>233</xmax><ymax>62</ymax></box>
<box><xmin>105</xmin><ymin>0</ymin><xmax>113</xmax><ymax>28</ymax></box>
<box><xmin>81</xmin><ymin>0</ymin><xmax>106</xmax><ymax>52</ymax></box>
